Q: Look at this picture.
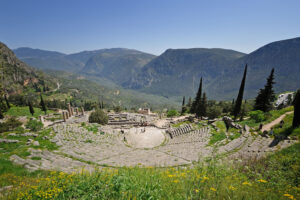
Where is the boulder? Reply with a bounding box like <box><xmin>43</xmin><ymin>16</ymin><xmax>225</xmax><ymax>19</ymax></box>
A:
<box><xmin>222</xmin><ymin>116</ymin><xmax>242</xmax><ymax>129</ymax></box>
<box><xmin>33</xmin><ymin>141</ymin><xmax>40</xmax><ymax>146</ymax></box>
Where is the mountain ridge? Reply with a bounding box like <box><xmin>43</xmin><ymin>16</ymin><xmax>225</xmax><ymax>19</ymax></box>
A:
<box><xmin>12</xmin><ymin>37</ymin><xmax>300</xmax><ymax>101</ymax></box>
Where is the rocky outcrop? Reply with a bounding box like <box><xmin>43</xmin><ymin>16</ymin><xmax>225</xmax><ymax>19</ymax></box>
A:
<box><xmin>222</xmin><ymin>116</ymin><xmax>242</xmax><ymax>129</ymax></box>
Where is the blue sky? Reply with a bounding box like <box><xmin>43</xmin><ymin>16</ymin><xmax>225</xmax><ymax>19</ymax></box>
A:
<box><xmin>0</xmin><ymin>0</ymin><xmax>299</xmax><ymax>55</ymax></box>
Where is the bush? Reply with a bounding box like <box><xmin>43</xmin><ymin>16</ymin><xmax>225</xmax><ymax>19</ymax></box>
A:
<box><xmin>26</xmin><ymin>119</ymin><xmax>43</xmax><ymax>132</ymax></box>
<box><xmin>89</xmin><ymin>109</ymin><xmax>108</xmax><ymax>125</ymax></box>
<box><xmin>113</xmin><ymin>106</ymin><xmax>122</xmax><ymax>113</ymax></box>
<box><xmin>0</xmin><ymin>117</ymin><xmax>22</xmax><ymax>132</ymax></box>
<box><xmin>249</xmin><ymin>110</ymin><xmax>265</xmax><ymax>122</ymax></box>
<box><xmin>167</xmin><ymin>109</ymin><xmax>178</xmax><ymax>117</ymax></box>
<box><xmin>207</xmin><ymin>105</ymin><xmax>222</xmax><ymax>119</ymax></box>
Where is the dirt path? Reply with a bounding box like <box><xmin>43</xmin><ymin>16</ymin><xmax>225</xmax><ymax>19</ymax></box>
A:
<box><xmin>52</xmin><ymin>82</ymin><xmax>61</xmax><ymax>92</ymax></box>
<box><xmin>261</xmin><ymin>111</ymin><xmax>293</xmax><ymax>132</ymax></box>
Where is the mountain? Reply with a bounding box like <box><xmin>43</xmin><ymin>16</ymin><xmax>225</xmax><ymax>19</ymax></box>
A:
<box><xmin>81</xmin><ymin>49</ymin><xmax>155</xmax><ymax>85</ymax></box>
<box><xmin>8</xmin><ymin>43</ymin><xmax>177</xmax><ymax>109</ymax></box>
<box><xmin>13</xmin><ymin>37</ymin><xmax>300</xmax><ymax>101</ymax></box>
<box><xmin>13</xmin><ymin>48</ymin><xmax>156</xmax><ymax>81</ymax></box>
<box><xmin>123</xmin><ymin>48</ymin><xmax>246</xmax><ymax>98</ymax></box>
<box><xmin>206</xmin><ymin>37</ymin><xmax>300</xmax><ymax>99</ymax></box>
<box><xmin>0</xmin><ymin>43</ymin><xmax>56</xmax><ymax>95</ymax></box>
<box><xmin>124</xmin><ymin>37</ymin><xmax>300</xmax><ymax>100</ymax></box>
<box><xmin>14</xmin><ymin>47</ymin><xmax>83</xmax><ymax>72</ymax></box>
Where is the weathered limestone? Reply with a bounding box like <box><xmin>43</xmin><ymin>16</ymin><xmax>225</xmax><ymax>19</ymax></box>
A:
<box><xmin>21</xmin><ymin>132</ymin><xmax>38</xmax><ymax>137</ymax></box>
<box><xmin>68</xmin><ymin>103</ymin><xmax>72</xmax><ymax>117</ymax></box>
<box><xmin>167</xmin><ymin>124</ymin><xmax>195</xmax><ymax>138</ymax></box>
<box><xmin>33</xmin><ymin>141</ymin><xmax>40</xmax><ymax>146</ymax></box>
<box><xmin>63</xmin><ymin>112</ymin><xmax>67</xmax><ymax>122</ymax></box>
<box><xmin>81</xmin><ymin>107</ymin><xmax>85</xmax><ymax>116</ymax></box>
<box><xmin>222</xmin><ymin>116</ymin><xmax>242</xmax><ymax>129</ymax></box>
<box><xmin>39</xmin><ymin>116</ymin><xmax>44</xmax><ymax>124</ymax></box>
<box><xmin>0</xmin><ymin>139</ymin><xmax>19</xmax><ymax>143</ymax></box>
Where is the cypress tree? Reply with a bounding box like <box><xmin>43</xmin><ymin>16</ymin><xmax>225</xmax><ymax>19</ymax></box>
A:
<box><xmin>0</xmin><ymin>108</ymin><xmax>3</xmax><ymax>119</ymax></box>
<box><xmin>254</xmin><ymin>68</ymin><xmax>276</xmax><ymax>112</ymax></box>
<box><xmin>190</xmin><ymin>77</ymin><xmax>202</xmax><ymax>114</ymax></box>
<box><xmin>40</xmin><ymin>94</ymin><xmax>47</xmax><ymax>114</ymax></box>
<box><xmin>187</xmin><ymin>97</ymin><xmax>192</xmax><ymax>107</ymax></box>
<box><xmin>197</xmin><ymin>92</ymin><xmax>207</xmax><ymax>118</ymax></box>
<box><xmin>181</xmin><ymin>96</ymin><xmax>187</xmax><ymax>115</ymax></box>
<box><xmin>233</xmin><ymin>64</ymin><xmax>248</xmax><ymax>119</ymax></box>
<box><xmin>29</xmin><ymin>102</ymin><xmax>34</xmax><ymax>116</ymax></box>
<box><xmin>4</xmin><ymin>94</ymin><xmax>10</xmax><ymax>109</ymax></box>
<box><xmin>293</xmin><ymin>89</ymin><xmax>300</xmax><ymax>128</ymax></box>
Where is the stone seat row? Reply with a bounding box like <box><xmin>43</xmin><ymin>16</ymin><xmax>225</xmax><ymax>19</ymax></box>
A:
<box><xmin>167</xmin><ymin>124</ymin><xmax>194</xmax><ymax>138</ymax></box>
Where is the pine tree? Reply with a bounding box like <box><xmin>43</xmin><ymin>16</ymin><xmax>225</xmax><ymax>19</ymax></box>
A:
<box><xmin>233</xmin><ymin>64</ymin><xmax>247</xmax><ymax>119</ymax></box>
<box><xmin>190</xmin><ymin>78</ymin><xmax>202</xmax><ymax>114</ymax></box>
<box><xmin>40</xmin><ymin>94</ymin><xmax>47</xmax><ymax>114</ymax></box>
<box><xmin>254</xmin><ymin>68</ymin><xmax>276</xmax><ymax>112</ymax></box>
<box><xmin>4</xmin><ymin>94</ymin><xmax>10</xmax><ymax>109</ymax></box>
<box><xmin>102</xmin><ymin>101</ymin><xmax>104</xmax><ymax>109</ymax></box>
<box><xmin>293</xmin><ymin>89</ymin><xmax>300</xmax><ymax>128</ymax></box>
<box><xmin>29</xmin><ymin>102</ymin><xmax>34</xmax><ymax>116</ymax></box>
<box><xmin>181</xmin><ymin>96</ymin><xmax>187</xmax><ymax>115</ymax></box>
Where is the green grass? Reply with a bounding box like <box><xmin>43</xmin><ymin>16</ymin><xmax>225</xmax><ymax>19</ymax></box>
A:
<box><xmin>273</xmin><ymin>113</ymin><xmax>300</xmax><ymax>137</ymax></box>
<box><xmin>266</xmin><ymin>106</ymin><xmax>294</xmax><ymax>123</ymax></box>
<box><xmin>83</xmin><ymin>124</ymin><xmax>99</xmax><ymax>134</ymax></box>
<box><xmin>2</xmin><ymin>143</ymin><xmax>299</xmax><ymax>200</ymax></box>
<box><xmin>5</xmin><ymin>106</ymin><xmax>53</xmax><ymax>118</ymax></box>
<box><xmin>0</xmin><ymin>128</ymin><xmax>58</xmax><ymax>162</ymax></box>
<box><xmin>239</xmin><ymin>106</ymin><xmax>294</xmax><ymax>128</ymax></box>
<box><xmin>209</xmin><ymin>121</ymin><xmax>227</xmax><ymax>145</ymax></box>
<box><xmin>31</xmin><ymin>157</ymin><xmax>42</xmax><ymax>160</ymax></box>
<box><xmin>209</xmin><ymin>121</ymin><xmax>242</xmax><ymax>146</ymax></box>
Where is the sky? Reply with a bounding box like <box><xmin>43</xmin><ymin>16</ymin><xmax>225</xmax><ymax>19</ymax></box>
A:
<box><xmin>0</xmin><ymin>0</ymin><xmax>299</xmax><ymax>55</ymax></box>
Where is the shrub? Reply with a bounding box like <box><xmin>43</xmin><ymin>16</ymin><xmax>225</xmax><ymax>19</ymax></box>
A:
<box><xmin>249</xmin><ymin>110</ymin><xmax>265</xmax><ymax>122</ymax></box>
<box><xmin>15</xmin><ymin>126</ymin><xmax>25</xmax><ymax>134</ymax></box>
<box><xmin>167</xmin><ymin>109</ymin><xmax>178</xmax><ymax>117</ymax></box>
<box><xmin>26</xmin><ymin>119</ymin><xmax>43</xmax><ymax>132</ymax></box>
<box><xmin>0</xmin><ymin>117</ymin><xmax>22</xmax><ymax>132</ymax></box>
<box><xmin>207</xmin><ymin>105</ymin><xmax>222</xmax><ymax>119</ymax></box>
<box><xmin>113</xmin><ymin>106</ymin><xmax>122</xmax><ymax>113</ymax></box>
<box><xmin>89</xmin><ymin>109</ymin><xmax>108</xmax><ymax>125</ymax></box>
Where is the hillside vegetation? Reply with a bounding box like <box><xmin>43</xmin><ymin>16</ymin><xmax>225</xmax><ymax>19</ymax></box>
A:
<box><xmin>1</xmin><ymin>143</ymin><xmax>298</xmax><ymax>200</ymax></box>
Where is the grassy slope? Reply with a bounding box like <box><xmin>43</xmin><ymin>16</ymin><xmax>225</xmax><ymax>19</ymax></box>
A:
<box><xmin>4</xmin><ymin>106</ymin><xmax>53</xmax><ymax>118</ymax></box>
<box><xmin>273</xmin><ymin>113</ymin><xmax>300</xmax><ymax>137</ymax></box>
<box><xmin>238</xmin><ymin>106</ymin><xmax>294</xmax><ymax>128</ymax></box>
<box><xmin>0</xmin><ymin>142</ymin><xmax>298</xmax><ymax>199</ymax></box>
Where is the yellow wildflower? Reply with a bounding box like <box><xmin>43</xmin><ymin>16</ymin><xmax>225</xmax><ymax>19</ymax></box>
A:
<box><xmin>201</xmin><ymin>176</ymin><xmax>209</xmax><ymax>183</ymax></box>
<box><xmin>173</xmin><ymin>179</ymin><xmax>179</xmax><ymax>183</ymax></box>
<box><xmin>229</xmin><ymin>185</ymin><xmax>236</xmax><ymax>191</ymax></box>
<box><xmin>293</xmin><ymin>187</ymin><xmax>300</xmax><ymax>190</ymax></box>
<box><xmin>283</xmin><ymin>194</ymin><xmax>294</xmax><ymax>199</ymax></box>
<box><xmin>258</xmin><ymin>179</ymin><xmax>267</xmax><ymax>183</ymax></box>
<box><xmin>242</xmin><ymin>181</ymin><xmax>252</xmax><ymax>186</ymax></box>
<box><xmin>195</xmin><ymin>189</ymin><xmax>199</xmax><ymax>193</ymax></box>
<box><xmin>210</xmin><ymin>187</ymin><xmax>217</xmax><ymax>192</ymax></box>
